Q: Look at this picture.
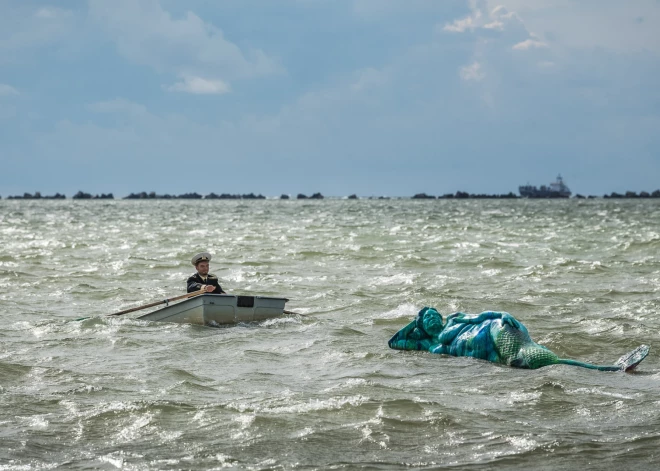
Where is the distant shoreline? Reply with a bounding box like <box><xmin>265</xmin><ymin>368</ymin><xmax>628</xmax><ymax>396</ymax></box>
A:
<box><xmin>2</xmin><ymin>190</ymin><xmax>660</xmax><ymax>200</ymax></box>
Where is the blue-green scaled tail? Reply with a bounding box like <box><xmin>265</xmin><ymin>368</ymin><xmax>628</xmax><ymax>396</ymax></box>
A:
<box><xmin>389</xmin><ymin>307</ymin><xmax>649</xmax><ymax>372</ymax></box>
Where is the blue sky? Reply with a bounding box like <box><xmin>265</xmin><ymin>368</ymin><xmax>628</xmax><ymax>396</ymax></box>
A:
<box><xmin>1</xmin><ymin>0</ymin><xmax>659</xmax><ymax>197</ymax></box>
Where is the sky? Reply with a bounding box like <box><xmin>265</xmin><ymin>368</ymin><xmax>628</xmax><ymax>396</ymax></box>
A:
<box><xmin>1</xmin><ymin>0</ymin><xmax>659</xmax><ymax>198</ymax></box>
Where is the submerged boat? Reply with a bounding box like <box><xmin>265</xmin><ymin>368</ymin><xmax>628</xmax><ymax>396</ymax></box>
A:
<box><xmin>137</xmin><ymin>294</ymin><xmax>289</xmax><ymax>326</ymax></box>
<box><xmin>519</xmin><ymin>174</ymin><xmax>572</xmax><ymax>198</ymax></box>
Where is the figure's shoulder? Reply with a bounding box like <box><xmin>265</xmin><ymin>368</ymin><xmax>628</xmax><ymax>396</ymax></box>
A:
<box><xmin>207</xmin><ymin>273</ymin><xmax>218</xmax><ymax>279</ymax></box>
<box><xmin>187</xmin><ymin>273</ymin><xmax>200</xmax><ymax>280</ymax></box>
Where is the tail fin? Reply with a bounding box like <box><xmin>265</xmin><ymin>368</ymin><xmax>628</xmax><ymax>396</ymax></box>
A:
<box><xmin>558</xmin><ymin>345</ymin><xmax>649</xmax><ymax>372</ymax></box>
<box><xmin>615</xmin><ymin>345</ymin><xmax>649</xmax><ymax>372</ymax></box>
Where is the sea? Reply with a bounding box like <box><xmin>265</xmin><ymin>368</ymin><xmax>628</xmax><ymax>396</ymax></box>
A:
<box><xmin>1</xmin><ymin>198</ymin><xmax>659</xmax><ymax>470</ymax></box>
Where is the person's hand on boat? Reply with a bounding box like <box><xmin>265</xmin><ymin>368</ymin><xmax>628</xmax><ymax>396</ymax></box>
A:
<box><xmin>204</xmin><ymin>285</ymin><xmax>216</xmax><ymax>293</ymax></box>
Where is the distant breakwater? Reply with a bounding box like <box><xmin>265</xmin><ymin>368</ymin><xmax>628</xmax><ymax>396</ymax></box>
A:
<box><xmin>3</xmin><ymin>190</ymin><xmax>660</xmax><ymax>200</ymax></box>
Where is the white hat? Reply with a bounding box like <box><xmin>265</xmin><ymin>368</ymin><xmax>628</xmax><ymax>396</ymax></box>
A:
<box><xmin>191</xmin><ymin>252</ymin><xmax>212</xmax><ymax>266</ymax></box>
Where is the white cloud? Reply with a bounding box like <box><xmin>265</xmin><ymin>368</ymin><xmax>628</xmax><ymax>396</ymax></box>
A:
<box><xmin>442</xmin><ymin>3</ymin><xmax>520</xmax><ymax>33</ymax></box>
<box><xmin>512</xmin><ymin>38</ymin><xmax>548</xmax><ymax>50</ymax></box>
<box><xmin>442</xmin><ymin>2</ymin><xmax>553</xmax><ymax>82</ymax></box>
<box><xmin>483</xmin><ymin>0</ymin><xmax>660</xmax><ymax>54</ymax></box>
<box><xmin>442</xmin><ymin>2</ymin><xmax>542</xmax><ymax>49</ymax></box>
<box><xmin>491</xmin><ymin>5</ymin><xmax>518</xmax><ymax>20</ymax></box>
<box><xmin>443</xmin><ymin>9</ymin><xmax>481</xmax><ymax>33</ymax></box>
<box><xmin>483</xmin><ymin>20</ymin><xmax>504</xmax><ymax>30</ymax></box>
<box><xmin>165</xmin><ymin>76</ymin><xmax>230</xmax><ymax>95</ymax></box>
<box><xmin>459</xmin><ymin>61</ymin><xmax>485</xmax><ymax>81</ymax></box>
<box><xmin>0</xmin><ymin>83</ymin><xmax>19</xmax><ymax>95</ymax></box>
<box><xmin>88</xmin><ymin>0</ymin><xmax>283</xmax><ymax>82</ymax></box>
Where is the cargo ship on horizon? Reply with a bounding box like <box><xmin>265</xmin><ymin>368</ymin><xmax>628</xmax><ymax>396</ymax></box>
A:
<box><xmin>519</xmin><ymin>174</ymin><xmax>572</xmax><ymax>198</ymax></box>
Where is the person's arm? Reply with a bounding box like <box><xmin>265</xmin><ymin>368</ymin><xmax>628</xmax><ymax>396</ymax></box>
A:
<box><xmin>452</xmin><ymin>311</ymin><xmax>521</xmax><ymax>329</ymax></box>
<box><xmin>187</xmin><ymin>276</ymin><xmax>205</xmax><ymax>293</ymax></box>
<box><xmin>388</xmin><ymin>320</ymin><xmax>434</xmax><ymax>351</ymax></box>
<box><xmin>207</xmin><ymin>275</ymin><xmax>226</xmax><ymax>294</ymax></box>
<box><xmin>445</xmin><ymin>312</ymin><xmax>466</xmax><ymax>323</ymax></box>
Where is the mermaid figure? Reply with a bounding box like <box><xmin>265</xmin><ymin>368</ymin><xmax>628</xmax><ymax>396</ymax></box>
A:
<box><xmin>389</xmin><ymin>307</ymin><xmax>649</xmax><ymax>371</ymax></box>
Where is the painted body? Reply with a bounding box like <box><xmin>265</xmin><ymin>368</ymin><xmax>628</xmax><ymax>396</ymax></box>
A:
<box><xmin>389</xmin><ymin>308</ymin><xmax>648</xmax><ymax>371</ymax></box>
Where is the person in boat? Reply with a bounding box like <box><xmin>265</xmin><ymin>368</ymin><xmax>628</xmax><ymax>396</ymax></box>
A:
<box><xmin>187</xmin><ymin>252</ymin><xmax>226</xmax><ymax>294</ymax></box>
<box><xmin>389</xmin><ymin>307</ymin><xmax>648</xmax><ymax>372</ymax></box>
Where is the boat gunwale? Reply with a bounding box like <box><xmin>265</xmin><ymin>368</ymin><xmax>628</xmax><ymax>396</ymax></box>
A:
<box><xmin>196</xmin><ymin>293</ymin><xmax>290</xmax><ymax>302</ymax></box>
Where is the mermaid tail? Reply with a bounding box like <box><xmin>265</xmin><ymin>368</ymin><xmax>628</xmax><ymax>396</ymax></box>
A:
<box><xmin>509</xmin><ymin>345</ymin><xmax>650</xmax><ymax>371</ymax></box>
<box><xmin>494</xmin><ymin>324</ymin><xmax>650</xmax><ymax>372</ymax></box>
<box><xmin>557</xmin><ymin>345</ymin><xmax>649</xmax><ymax>372</ymax></box>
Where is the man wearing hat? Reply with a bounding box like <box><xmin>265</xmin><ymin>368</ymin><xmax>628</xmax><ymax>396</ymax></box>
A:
<box><xmin>187</xmin><ymin>252</ymin><xmax>226</xmax><ymax>294</ymax></box>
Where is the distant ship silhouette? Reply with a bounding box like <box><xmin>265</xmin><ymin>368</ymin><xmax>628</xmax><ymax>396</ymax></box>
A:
<box><xmin>519</xmin><ymin>175</ymin><xmax>572</xmax><ymax>198</ymax></box>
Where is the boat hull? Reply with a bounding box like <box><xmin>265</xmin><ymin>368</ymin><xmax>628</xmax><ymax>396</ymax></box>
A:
<box><xmin>137</xmin><ymin>294</ymin><xmax>288</xmax><ymax>326</ymax></box>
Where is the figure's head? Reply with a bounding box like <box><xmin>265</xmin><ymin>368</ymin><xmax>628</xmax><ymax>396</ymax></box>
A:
<box><xmin>416</xmin><ymin>307</ymin><xmax>444</xmax><ymax>336</ymax></box>
<box><xmin>192</xmin><ymin>252</ymin><xmax>212</xmax><ymax>276</ymax></box>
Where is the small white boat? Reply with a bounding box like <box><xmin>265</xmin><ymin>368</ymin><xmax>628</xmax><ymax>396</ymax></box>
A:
<box><xmin>137</xmin><ymin>294</ymin><xmax>289</xmax><ymax>326</ymax></box>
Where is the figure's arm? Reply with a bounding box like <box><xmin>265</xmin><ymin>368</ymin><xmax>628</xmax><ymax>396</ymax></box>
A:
<box><xmin>445</xmin><ymin>312</ymin><xmax>464</xmax><ymax>322</ymax></box>
<box><xmin>388</xmin><ymin>320</ymin><xmax>434</xmax><ymax>351</ymax></box>
<box><xmin>451</xmin><ymin>311</ymin><xmax>522</xmax><ymax>330</ymax></box>
<box><xmin>202</xmin><ymin>276</ymin><xmax>216</xmax><ymax>293</ymax></box>
<box><xmin>206</xmin><ymin>276</ymin><xmax>226</xmax><ymax>294</ymax></box>
<box><xmin>187</xmin><ymin>276</ymin><xmax>204</xmax><ymax>293</ymax></box>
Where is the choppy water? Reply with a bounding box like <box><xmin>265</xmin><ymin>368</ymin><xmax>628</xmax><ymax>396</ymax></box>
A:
<box><xmin>1</xmin><ymin>199</ymin><xmax>659</xmax><ymax>470</ymax></box>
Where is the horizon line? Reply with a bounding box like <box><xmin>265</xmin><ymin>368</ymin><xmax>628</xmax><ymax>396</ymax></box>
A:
<box><xmin>2</xmin><ymin>189</ymin><xmax>660</xmax><ymax>200</ymax></box>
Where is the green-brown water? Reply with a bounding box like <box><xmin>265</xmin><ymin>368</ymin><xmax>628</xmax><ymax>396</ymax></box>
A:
<box><xmin>1</xmin><ymin>199</ymin><xmax>659</xmax><ymax>469</ymax></box>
